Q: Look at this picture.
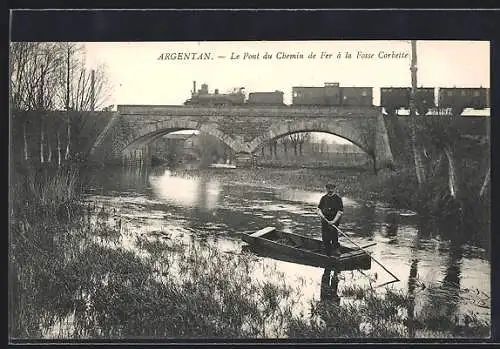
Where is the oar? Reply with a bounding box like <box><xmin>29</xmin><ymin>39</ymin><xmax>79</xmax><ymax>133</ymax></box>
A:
<box><xmin>326</xmin><ymin>219</ymin><xmax>400</xmax><ymax>287</ymax></box>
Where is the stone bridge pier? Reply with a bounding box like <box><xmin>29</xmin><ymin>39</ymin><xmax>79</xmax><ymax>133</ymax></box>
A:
<box><xmin>89</xmin><ymin>105</ymin><xmax>394</xmax><ymax>171</ymax></box>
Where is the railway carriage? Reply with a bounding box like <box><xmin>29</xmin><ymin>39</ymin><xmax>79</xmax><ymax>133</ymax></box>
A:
<box><xmin>415</xmin><ymin>88</ymin><xmax>435</xmax><ymax>115</ymax></box>
<box><xmin>292</xmin><ymin>83</ymin><xmax>341</xmax><ymax>106</ymax></box>
<box><xmin>438</xmin><ymin>87</ymin><xmax>489</xmax><ymax>115</ymax></box>
<box><xmin>381</xmin><ymin>87</ymin><xmax>435</xmax><ymax>115</ymax></box>
<box><xmin>380</xmin><ymin>87</ymin><xmax>410</xmax><ymax>114</ymax></box>
<box><xmin>247</xmin><ymin>91</ymin><xmax>284</xmax><ymax>105</ymax></box>
<box><xmin>340</xmin><ymin>87</ymin><xmax>373</xmax><ymax>107</ymax></box>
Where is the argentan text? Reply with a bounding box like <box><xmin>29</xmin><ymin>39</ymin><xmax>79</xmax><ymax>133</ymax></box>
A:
<box><xmin>157</xmin><ymin>52</ymin><xmax>213</xmax><ymax>60</ymax></box>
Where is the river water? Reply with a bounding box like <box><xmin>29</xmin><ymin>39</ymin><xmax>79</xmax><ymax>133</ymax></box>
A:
<box><xmin>82</xmin><ymin>165</ymin><xmax>491</xmax><ymax>335</ymax></box>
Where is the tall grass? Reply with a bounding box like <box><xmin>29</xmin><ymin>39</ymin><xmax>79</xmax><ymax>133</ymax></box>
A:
<box><xmin>288</xmin><ymin>285</ymin><xmax>489</xmax><ymax>338</ymax></box>
<box><xmin>26</xmin><ymin>167</ymin><xmax>79</xmax><ymax>206</ymax></box>
<box><xmin>9</xmin><ymin>162</ymin><xmax>85</xmax><ymax>338</ymax></box>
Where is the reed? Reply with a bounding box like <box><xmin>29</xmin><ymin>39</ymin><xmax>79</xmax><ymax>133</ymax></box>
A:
<box><xmin>287</xmin><ymin>283</ymin><xmax>489</xmax><ymax>338</ymax></box>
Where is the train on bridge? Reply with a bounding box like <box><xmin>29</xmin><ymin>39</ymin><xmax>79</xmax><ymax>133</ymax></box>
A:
<box><xmin>184</xmin><ymin>81</ymin><xmax>284</xmax><ymax>106</ymax></box>
<box><xmin>184</xmin><ymin>81</ymin><xmax>489</xmax><ymax>115</ymax></box>
<box><xmin>381</xmin><ymin>86</ymin><xmax>490</xmax><ymax>115</ymax></box>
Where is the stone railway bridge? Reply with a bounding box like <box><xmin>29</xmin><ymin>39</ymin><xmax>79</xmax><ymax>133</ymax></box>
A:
<box><xmin>89</xmin><ymin>105</ymin><xmax>394</xmax><ymax>170</ymax></box>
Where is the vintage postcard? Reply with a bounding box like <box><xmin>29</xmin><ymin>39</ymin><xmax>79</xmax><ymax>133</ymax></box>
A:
<box><xmin>9</xmin><ymin>20</ymin><xmax>491</xmax><ymax>343</ymax></box>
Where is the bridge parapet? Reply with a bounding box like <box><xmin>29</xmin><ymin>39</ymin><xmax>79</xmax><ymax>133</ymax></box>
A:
<box><xmin>117</xmin><ymin>105</ymin><xmax>383</xmax><ymax>118</ymax></box>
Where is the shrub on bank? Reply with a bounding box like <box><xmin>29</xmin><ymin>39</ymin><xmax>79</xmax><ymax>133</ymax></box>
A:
<box><xmin>368</xmin><ymin>160</ymin><xmax>490</xmax><ymax>246</ymax></box>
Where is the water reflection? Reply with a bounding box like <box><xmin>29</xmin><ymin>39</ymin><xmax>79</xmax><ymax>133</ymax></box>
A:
<box><xmin>416</xmin><ymin>216</ymin><xmax>437</xmax><ymax>241</ymax></box>
<box><xmin>443</xmin><ymin>243</ymin><xmax>462</xmax><ymax>292</ymax></box>
<box><xmin>423</xmin><ymin>242</ymin><xmax>463</xmax><ymax>321</ymax></box>
<box><xmin>407</xmin><ymin>258</ymin><xmax>419</xmax><ymax>338</ymax></box>
<box><xmin>84</xmin><ymin>165</ymin><xmax>150</xmax><ymax>193</ymax></box>
<box><xmin>354</xmin><ymin>204</ymin><xmax>378</xmax><ymax>238</ymax></box>
<box><xmin>320</xmin><ymin>268</ymin><xmax>340</xmax><ymax>305</ymax></box>
<box><xmin>149</xmin><ymin>170</ymin><xmax>221</xmax><ymax>212</ymax></box>
<box><xmin>385</xmin><ymin>211</ymin><xmax>399</xmax><ymax>239</ymax></box>
<box><xmin>277</xmin><ymin>188</ymin><xmax>322</xmax><ymax>205</ymax></box>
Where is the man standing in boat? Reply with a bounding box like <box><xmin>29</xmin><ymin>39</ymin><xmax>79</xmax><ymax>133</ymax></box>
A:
<box><xmin>317</xmin><ymin>183</ymin><xmax>344</xmax><ymax>256</ymax></box>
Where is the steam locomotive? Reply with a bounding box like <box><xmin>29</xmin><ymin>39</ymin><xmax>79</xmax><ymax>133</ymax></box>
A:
<box><xmin>184</xmin><ymin>81</ymin><xmax>489</xmax><ymax>114</ymax></box>
<box><xmin>184</xmin><ymin>81</ymin><xmax>284</xmax><ymax>106</ymax></box>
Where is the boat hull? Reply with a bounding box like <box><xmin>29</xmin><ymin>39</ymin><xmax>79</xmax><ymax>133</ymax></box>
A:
<box><xmin>241</xmin><ymin>227</ymin><xmax>372</xmax><ymax>270</ymax></box>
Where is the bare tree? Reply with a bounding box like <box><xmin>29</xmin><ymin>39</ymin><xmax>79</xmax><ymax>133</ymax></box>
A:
<box><xmin>267</xmin><ymin>140</ymin><xmax>277</xmax><ymax>158</ymax></box>
<box><xmin>409</xmin><ymin>40</ymin><xmax>426</xmax><ymax>186</ymax></box>
<box><xmin>57</xmin><ymin>131</ymin><xmax>62</xmax><ymax>166</ymax></box>
<box><xmin>280</xmin><ymin>136</ymin><xmax>291</xmax><ymax>156</ymax></box>
<box><xmin>47</xmin><ymin>125</ymin><xmax>52</xmax><ymax>163</ymax></box>
<box><xmin>419</xmin><ymin>113</ymin><xmax>463</xmax><ymax>213</ymax></box>
<box><xmin>40</xmin><ymin>116</ymin><xmax>45</xmax><ymax>163</ymax></box>
<box><xmin>308</xmin><ymin>133</ymin><xmax>318</xmax><ymax>153</ymax></box>
<box><xmin>479</xmin><ymin>169</ymin><xmax>490</xmax><ymax>198</ymax></box>
<box><xmin>10</xmin><ymin>42</ymin><xmax>63</xmax><ymax>111</ymax></box>
<box><xmin>10</xmin><ymin>42</ymin><xmax>42</xmax><ymax>110</ymax></box>
<box><xmin>10</xmin><ymin>42</ymin><xmax>112</xmax><ymax>164</ymax></box>
<box><xmin>10</xmin><ymin>42</ymin><xmax>111</xmax><ymax>112</ymax></box>
<box><xmin>23</xmin><ymin>122</ymin><xmax>28</xmax><ymax>161</ymax></box>
<box><xmin>297</xmin><ymin>132</ymin><xmax>311</xmax><ymax>155</ymax></box>
<box><xmin>52</xmin><ymin>42</ymin><xmax>84</xmax><ymax>111</ymax></box>
<box><xmin>288</xmin><ymin>133</ymin><xmax>300</xmax><ymax>156</ymax></box>
<box><xmin>53</xmin><ymin>43</ymin><xmax>111</xmax><ymax>112</ymax></box>
<box><xmin>320</xmin><ymin>139</ymin><xmax>328</xmax><ymax>153</ymax></box>
<box><xmin>69</xmin><ymin>64</ymin><xmax>110</xmax><ymax>111</ymax></box>
<box><xmin>479</xmin><ymin>116</ymin><xmax>490</xmax><ymax>198</ymax></box>
<box><xmin>65</xmin><ymin>117</ymin><xmax>71</xmax><ymax>160</ymax></box>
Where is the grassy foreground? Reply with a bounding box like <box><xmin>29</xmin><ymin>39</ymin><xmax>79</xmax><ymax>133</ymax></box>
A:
<box><xmin>9</xmin><ymin>165</ymin><xmax>490</xmax><ymax>339</ymax></box>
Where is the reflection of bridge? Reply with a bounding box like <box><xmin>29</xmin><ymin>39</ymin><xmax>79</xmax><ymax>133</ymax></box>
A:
<box><xmin>89</xmin><ymin>105</ymin><xmax>395</xmax><ymax>170</ymax></box>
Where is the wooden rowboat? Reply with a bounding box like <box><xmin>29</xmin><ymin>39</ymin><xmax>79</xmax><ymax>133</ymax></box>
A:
<box><xmin>241</xmin><ymin>226</ymin><xmax>373</xmax><ymax>270</ymax></box>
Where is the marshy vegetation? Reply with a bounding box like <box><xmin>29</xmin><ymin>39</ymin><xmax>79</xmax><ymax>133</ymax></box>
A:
<box><xmin>290</xmin><ymin>282</ymin><xmax>489</xmax><ymax>338</ymax></box>
<box><xmin>9</xmin><ymin>162</ymin><xmax>490</xmax><ymax>340</ymax></box>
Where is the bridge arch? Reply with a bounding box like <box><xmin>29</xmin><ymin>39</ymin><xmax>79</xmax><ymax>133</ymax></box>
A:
<box><xmin>90</xmin><ymin>105</ymin><xmax>393</xmax><ymax>170</ymax></box>
<box><xmin>121</xmin><ymin>119</ymin><xmax>247</xmax><ymax>155</ymax></box>
<box><xmin>248</xmin><ymin>119</ymin><xmax>374</xmax><ymax>157</ymax></box>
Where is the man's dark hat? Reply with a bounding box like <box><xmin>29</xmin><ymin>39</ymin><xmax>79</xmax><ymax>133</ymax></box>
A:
<box><xmin>326</xmin><ymin>183</ymin><xmax>336</xmax><ymax>190</ymax></box>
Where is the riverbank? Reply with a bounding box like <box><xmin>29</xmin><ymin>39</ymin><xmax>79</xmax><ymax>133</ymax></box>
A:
<box><xmin>171</xmin><ymin>167</ymin><xmax>383</xmax><ymax>200</ymax></box>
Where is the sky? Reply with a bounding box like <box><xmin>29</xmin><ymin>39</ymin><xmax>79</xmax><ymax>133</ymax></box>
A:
<box><xmin>83</xmin><ymin>40</ymin><xmax>490</xmax><ymax>107</ymax></box>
